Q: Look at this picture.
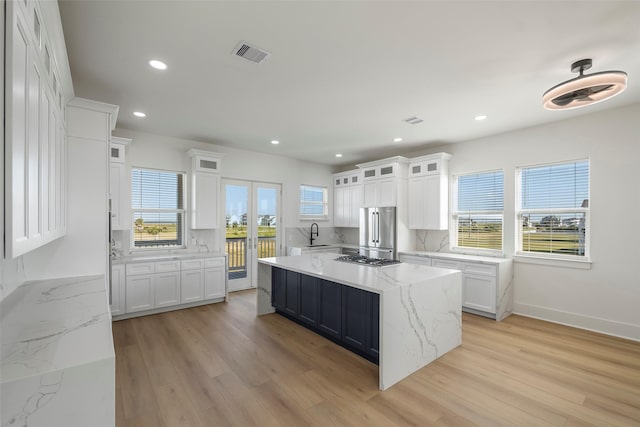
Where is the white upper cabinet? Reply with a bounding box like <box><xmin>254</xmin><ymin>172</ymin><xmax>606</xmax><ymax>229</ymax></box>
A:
<box><xmin>188</xmin><ymin>150</ymin><xmax>222</xmax><ymax>229</ymax></box>
<box><xmin>408</xmin><ymin>153</ymin><xmax>452</xmax><ymax>230</ymax></box>
<box><xmin>109</xmin><ymin>137</ymin><xmax>131</xmax><ymax>230</ymax></box>
<box><xmin>333</xmin><ymin>170</ymin><xmax>362</xmax><ymax>228</ymax></box>
<box><xmin>357</xmin><ymin>157</ymin><xmax>409</xmax><ymax>208</ymax></box>
<box><xmin>4</xmin><ymin>0</ymin><xmax>70</xmax><ymax>258</ymax></box>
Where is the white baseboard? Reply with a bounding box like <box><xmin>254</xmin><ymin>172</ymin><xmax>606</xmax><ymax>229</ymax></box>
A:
<box><xmin>513</xmin><ymin>303</ymin><xmax>640</xmax><ymax>342</ymax></box>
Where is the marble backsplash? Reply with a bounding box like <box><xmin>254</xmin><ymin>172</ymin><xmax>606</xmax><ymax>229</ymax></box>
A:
<box><xmin>415</xmin><ymin>230</ymin><xmax>451</xmax><ymax>253</ymax></box>
<box><xmin>285</xmin><ymin>226</ymin><xmax>346</xmax><ymax>249</ymax></box>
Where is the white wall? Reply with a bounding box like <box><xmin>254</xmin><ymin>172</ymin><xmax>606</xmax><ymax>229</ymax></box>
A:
<box><xmin>407</xmin><ymin>103</ymin><xmax>640</xmax><ymax>340</ymax></box>
<box><xmin>111</xmin><ymin>129</ymin><xmax>334</xmax><ymax>253</ymax></box>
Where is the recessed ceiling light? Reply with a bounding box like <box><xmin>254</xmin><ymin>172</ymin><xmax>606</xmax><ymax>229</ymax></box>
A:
<box><xmin>133</xmin><ymin>111</ymin><xmax>146</xmax><ymax>118</ymax></box>
<box><xmin>393</xmin><ymin>137</ymin><xmax>403</xmax><ymax>142</ymax></box>
<box><xmin>475</xmin><ymin>115</ymin><xmax>487</xmax><ymax>121</ymax></box>
<box><xmin>335</xmin><ymin>154</ymin><xmax>343</xmax><ymax>158</ymax></box>
<box><xmin>271</xmin><ymin>140</ymin><xmax>280</xmax><ymax>145</ymax></box>
<box><xmin>149</xmin><ymin>60</ymin><xmax>167</xmax><ymax>70</ymax></box>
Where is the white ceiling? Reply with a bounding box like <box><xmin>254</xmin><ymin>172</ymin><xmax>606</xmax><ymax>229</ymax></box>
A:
<box><xmin>59</xmin><ymin>1</ymin><xmax>640</xmax><ymax>166</ymax></box>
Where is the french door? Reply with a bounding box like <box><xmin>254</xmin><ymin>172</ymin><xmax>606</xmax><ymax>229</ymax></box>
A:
<box><xmin>223</xmin><ymin>179</ymin><xmax>281</xmax><ymax>292</ymax></box>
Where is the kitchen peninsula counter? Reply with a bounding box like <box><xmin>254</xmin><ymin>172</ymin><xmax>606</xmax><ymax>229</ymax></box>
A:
<box><xmin>1</xmin><ymin>275</ymin><xmax>115</xmax><ymax>426</ymax></box>
<box><xmin>257</xmin><ymin>253</ymin><xmax>462</xmax><ymax>390</ymax></box>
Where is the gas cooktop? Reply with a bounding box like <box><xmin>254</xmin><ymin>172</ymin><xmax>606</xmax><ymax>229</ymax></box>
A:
<box><xmin>335</xmin><ymin>255</ymin><xmax>402</xmax><ymax>267</ymax></box>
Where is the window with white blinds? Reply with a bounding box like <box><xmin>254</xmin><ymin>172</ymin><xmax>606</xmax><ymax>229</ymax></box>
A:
<box><xmin>517</xmin><ymin>160</ymin><xmax>589</xmax><ymax>258</ymax></box>
<box><xmin>131</xmin><ymin>168</ymin><xmax>185</xmax><ymax>248</ymax></box>
<box><xmin>452</xmin><ymin>170</ymin><xmax>504</xmax><ymax>251</ymax></box>
<box><xmin>300</xmin><ymin>185</ymin><xmax>328</xmax><ymax>219</ymax></box>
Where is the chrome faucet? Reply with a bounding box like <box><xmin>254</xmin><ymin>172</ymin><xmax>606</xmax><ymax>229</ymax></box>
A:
<box><xmin>310</xmin><ymin>222</ymin><xmax>319</xmax><ymax>246</ymax></box>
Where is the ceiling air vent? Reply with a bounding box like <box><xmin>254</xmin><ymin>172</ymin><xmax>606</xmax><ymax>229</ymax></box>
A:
<box><xmin>233</xmin><ymin>41</ymin><xmax>270</xmax><ymax>64</ymax></box>
<box><xmin>404</xmin><ymin>116</ymin><xmax>424</xmax><ymax>125</ymax></box>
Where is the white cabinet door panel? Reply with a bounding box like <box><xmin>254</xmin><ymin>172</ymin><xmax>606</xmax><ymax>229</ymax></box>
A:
<box><xmin>463</xmin><ymin>274</ymin><xmax>497</xmax><ymax>313</ymax></box>
<box><xmin>408</xmin><ymin>178</ymin><xmax>425</xmax><ymax>229</ymax></box>
<box><xmin>205</xmin><ymin>267</ymin><xmax>226</xmax><ymax>299</ymax></box>
<box><xmin>192</xmin><ymin>172</ymin><xmax>219</xmax><ymax>229</ymax></box>
<box><xmin>126</xmin><ymin>275</ymin><xmax>154</xmax><ymax>313</ymax></box>
<box><xmin>110</xmin><ymin>163</ymin><xmax>124</xmax><ymax>229</ymax></box>
<box><xmin>349</xmin><ymin>185</ymin><xmax>363</xmax><ymax>227</ymax></box>
<box><xmin>155</xmin><ymin>272</ymin><xmax>181</xmax><ymax>308</ymax></box>
<box><xmin>363</xmin><ymin>182</ymin><xmax>377</xmax><ymax>207</ymax></box>
<box><xmin>181</xmin><ymin>270</ymin><xmax>204</xmax><ymax>303</ymax></box>
<box><xmin>378</xmin><ymin>179</ymin><xmax>396</xmax><ymax>207</ymax></box>
<box><xmin>110</xmin><ymin>264</ymin><xmax>126</xmax><ymax>316</ymax></box>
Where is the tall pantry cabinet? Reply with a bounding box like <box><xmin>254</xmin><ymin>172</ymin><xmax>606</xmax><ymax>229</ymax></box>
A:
<box><xmin>4</xmin><ymin>0</ymin><xmax>71</xmax><ymax>258</ymax></box>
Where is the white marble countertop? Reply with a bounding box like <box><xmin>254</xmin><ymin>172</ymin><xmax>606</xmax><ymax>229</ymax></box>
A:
<box><xmin>259</xmin><ymin>252</ymin><xmax>460</xmax><ymax>295</ymax></box>
<box><xmin>112</xmin><ymin>251</ymin><xmax>226</xmax><ymax>265</ymax></box>
<box><xmin>399</xmin><ymin>250</ymin><xmax>512</xmax><ymax>265</ymax></box>
<box><xmin>1</xmin><ymin>275</ymin><xmax>114</xmax><ymax>384</ymax></box>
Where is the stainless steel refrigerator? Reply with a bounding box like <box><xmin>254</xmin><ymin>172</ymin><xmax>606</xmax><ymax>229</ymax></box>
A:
<box><xmin>359</xmin><ymin>207</ymin><xmax>397</xmax><ymax>260</ymax></box>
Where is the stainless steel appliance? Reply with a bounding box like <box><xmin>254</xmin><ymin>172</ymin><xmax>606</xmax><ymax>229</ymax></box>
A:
<box><xmin>359</xmin><ymin>206</ymin><xmax>396</xmax><ymax>260</ymax></box>
<box><xmin>335</xmin><ymin>254</ymin><xmax>401</xmax><ymax>267</ymax></box>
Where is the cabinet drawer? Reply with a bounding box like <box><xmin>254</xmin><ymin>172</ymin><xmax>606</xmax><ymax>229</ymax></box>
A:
<box><xmin>181</xmin><ymin>258</ymin><xmax>205</xmax><ymax>270</ymax></box>
<box><xmin>462</xmin><ymin>263</ymin><xmax>496</xmax><ymax>277</ymax></box>
<box><xmin>156</xmin><ymin>260</ymin><xmax>181</xmax><ymax>273</ymax></box>
<box><xmin>205</xmin><ymin>257</ymin><xmax>225</xmax><ymax>268</ymax></box>
<box><xmin>432</xmin><ymin>259</ymin><xmax>462</xmax><ymax>270</ymax></box>
<box><xmin>126</xmin><ymin>262</ymin><xmax>155</xmax><ymax>276</ymax></box>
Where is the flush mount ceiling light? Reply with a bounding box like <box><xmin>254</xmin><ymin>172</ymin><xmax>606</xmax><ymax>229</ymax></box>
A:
<box><xmin>148</xmin><ymin>59</ymin><xmax>167</xmax><ymax>70</ymax></box>
<box><xmin>543</xmin><ymin>59</ymin><xmax>627</xmax><ymax>111</ymax></box>
<box><xmin>133</xmin><ymin>111</ymin><xmax>146</xmax><ymax>118</ymax></box>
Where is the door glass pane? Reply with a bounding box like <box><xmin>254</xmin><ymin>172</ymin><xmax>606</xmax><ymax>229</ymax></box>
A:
<box><xmin>257</xmin><ymin>187</ymin><xmax>277</xmax><ymax>259</ymax></box>
<box><xmin>225</xmin><ymin>184</ymin><xmax>248</xmax><ymax>279</ymax></box>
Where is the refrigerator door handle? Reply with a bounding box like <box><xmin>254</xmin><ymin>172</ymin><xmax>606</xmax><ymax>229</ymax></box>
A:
<box><xmin>373</xmin><ymin>212</ymin><xmax>380</xmax><ymax>243</ymax></box>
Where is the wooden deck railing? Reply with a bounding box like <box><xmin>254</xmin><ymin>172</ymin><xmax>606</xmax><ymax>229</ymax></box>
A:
<box><xmin>226</xmin><ymin>237</ymin><xmax>276</xmax><ymax>279</ymax></box>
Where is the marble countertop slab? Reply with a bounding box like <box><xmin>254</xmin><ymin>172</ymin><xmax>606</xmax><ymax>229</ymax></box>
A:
<box><xmin>399</xmin><ymin>250</ymin><xmax>512</xmax><ymax>265</ymax></box>
<box><xmin>259</xmin><ymin>253</ymin><xmax>460</xmax><ymax>295</ymax></box>
<box><xmin>112</xmin><ymin>251</ymin><xmax>226</xmax><ymax>265</ymax></box>
<box><xmin>1</xmin><ymin>275</ymin><xmax>114</xmax><ymax>384</ymax></box>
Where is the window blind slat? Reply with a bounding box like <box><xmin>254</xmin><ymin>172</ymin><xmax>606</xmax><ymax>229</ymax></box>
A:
<box><xmin>454</xmin><ymin>171</ymin><xmax>504</xmax><ymax>251</ymax></box>
<box><xmin>518</xmin><ymin>160</ymin><xmax>589</xmax><ymax>257</ymax></box>
<box><xmin>132</xmin><ymin>168</ymin><xmax>184</xmax><ymax>248</ymax></box>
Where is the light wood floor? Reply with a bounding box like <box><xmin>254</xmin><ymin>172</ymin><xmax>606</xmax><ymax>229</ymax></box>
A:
<box><xmin>113</xmin><ymin>289</ymin><xmax>640</xmax><ymax>426</ymax></box>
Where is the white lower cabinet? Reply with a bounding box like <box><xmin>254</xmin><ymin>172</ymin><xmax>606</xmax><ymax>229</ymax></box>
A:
<box><xmin>204</xmin><ymin>257</ymin><xmax>226</xmax><ymax>299</ymax></box>
<box><xmin>115</xmin><ymin>256</ymin><xmax>226</xmax><ymax>318</ymax></box>
<box><xmin>126</xmin><ymin>275</ymin><xmax>155</xmax><ymax>313</ymax></box>
<box><xmin>462</xmin><ymin>273</ymin><xmax>496</xmax><ymax>313</ymax></box>
<box><xmin>110</xmin><ymin>264</ymin><xmax>126</xmax><ymax>316</ymax></box>
<box><xmin>155</xmin><ymin>271</ymin><xmax>181</xmax><ymax>308</ymax></box>
<box><xmin>181</xmin><ymin>269</ymin><xmax>205</xmax><ymax>303</ymax></box>
<box><xmin>400</xmin><ymin>253</ymin><xmax>508</xmax><ymax>319</ymax></box>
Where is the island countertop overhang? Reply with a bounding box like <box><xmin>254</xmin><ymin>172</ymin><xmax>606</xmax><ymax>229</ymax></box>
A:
<box><xmin>258</xmin><ymin>253</ymin><xmax>461</xmax><ymax>295</ymax></box>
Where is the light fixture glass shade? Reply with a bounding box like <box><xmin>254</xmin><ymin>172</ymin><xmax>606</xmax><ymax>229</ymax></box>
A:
<box><xmin>543</xmin><ymin>71</ymin><xmax>627</xmax><ymax>110</ymax></box>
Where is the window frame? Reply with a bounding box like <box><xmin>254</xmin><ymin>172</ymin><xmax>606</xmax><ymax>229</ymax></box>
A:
<box><xmin>515</xmin><ymin>159</ymin><xmax>590</xmax><ymax>262</ymax></box>
<box><xmin>130</xmin><ymin>167</ymin><xmax>186</xmax><ymax>251</ymax></box>
<box><xmin>299</xmin><ymin>184</ymin><xmax>329</xmax><ymax>221</ymax></box>
<box><xmin>451</xmin><ymin>169</ymin><xmax>505</xmax><ymax>255</ymax></box>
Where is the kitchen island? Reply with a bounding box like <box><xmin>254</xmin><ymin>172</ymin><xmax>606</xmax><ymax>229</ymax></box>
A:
<box><xmin>257</xmin><ymin>253</ymin><xmax>462</xmax><ymax>390</ymax></box>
